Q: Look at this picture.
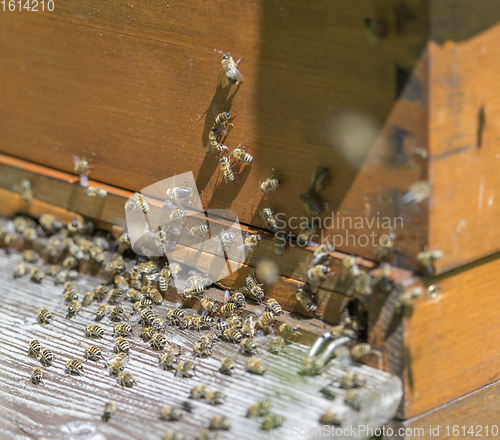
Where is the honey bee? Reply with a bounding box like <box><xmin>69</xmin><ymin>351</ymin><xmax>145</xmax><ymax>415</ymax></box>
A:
<box><xmin>188</xmin><ymin>223</ymin><xmax>209</xmax><ymax>238</ymax></box>
<box><xmin>149</xmin><ymin>288</ymin><xmax>163</xmax><ymax>305</ymax></box>
<box><xmin>114</xmin><ymin>323</ymin><xmax>133</xmax><ymax>337</ymax></box>
<box><xmin>94</xmin><ymin>285</ymin><xmax>110</xmax><ymax>302</ymax></box>
<box><xmin>257</xmin><ymin>311</ymin><xmax>275</xmax><ymax>330</ymax></box>
<box><xmin>94</xmin><ymin>304</ymin><xmax>108</xmax><ymax>321</ymax></box>
<box><xmin>246</xmin><ymin>358</ymin><xmax>266</xmax><ymax>375</ymax></box>
<box><xmin>176</xmin><ymin>361</ymin><xmax>195</xmax><ymax>378</ymax></box>
<box><xmin>221</xmin><ymin>54</ymin><xmax>243</xmax><ymax>87</ymax></box>
<box><xmin>206</xmin><ymin>389</ymin><xmax>226</xmax><ymax>406</ymax></box>
<box><xmin>159</xmin><ymin>353</ymin><xmax>178</xmax><ymax>370</ymax></box>
<box><xmin>20</xmin><ymin>179</ymin><xmax>33</xmax><ymax>201</ymax></box>
<box><xmin>167</xmin><ymin>309</ymin><xmax>184</xmax><ymax>325</ymax></box>
<box><xmin>340</xmin><ymin>370</ymin><xmax>366</xmax><ymax>389</ymax></box>
<box><xmin>228</xmin><ymin>291</ymin><xmax>246</xmax><ymax>307</ymax></box>
<box><xmin>215</xmin><ymin>320</ymin><xmax>231</xmax><ymax>332</ymax></box>
<box><xmin>167</xmin><ymin>344</ymin><xmax>182</xmax><ymax>356</ymax></box>
<box><xmin>246</xmin><ymin>275</ymin><xmax>264</xmax><ymax>301</ymax></box>
<box><xmin>63</xmin><ymin>290</ymin><xmax>79</xmax><ymax>303</ymax></box>
<box><xmin>220</xmin><ymin>303</ymin><xmax>236</xmax><ymax>317</ymax></box>
<box><xmin>170</xmin><ymin>208</ymin><xmax>186</xmax><ymax>223</ymax></box>
<box><xmin>195</xmin><ymin>429</ymin><xmax>211</xmax><ymax>440</ymax></box>
<box><xmin>169</xmin><ymin>262</ymin><xmax>182</xmax><ymax>278</ymax></box>
<box><xmin>23</xmin><ymin>227</ymin><xmax>37</xmax><ymax>242</ymax></box>
<box><xmin>163</xmin><ymin>432</ymin><xmax>185</xmax><ymax>440</ymax></box>
<box><xmin>376</xmin><ymin>262</ymin><xmax>393</xmax><ymax>293</ymax></box>
<box><xmin>310</xmin><ymin>168</ymin><xmax>328</xmax><ymax>193</ymax></box>
<box><xmin>260</xmin><ymin>208</ymin><xmax>278</xmax><ymax>232</ymax></box>
<box><xmin>140</xmin><ymin>327</ymin><xmax>157</xmax><ymax>342</ymax></box>
<box><xmin>222</xmin><ymin>328</ymin><xmax>243</xmax><ymax>343</ymax></box>
<box><xmin>210</xmin><ymin>415</ymin><xmax>232</xmax><ymax>430</ymax></box>
<box><xmin>86</xmin><ymin>324</ymin><xmax>104</xmax><ymax>339</ymax></box>
<box><xmin>192</xmin><ymin>316</ymin><xmax>213</xmax><ymax>331</ymax></box>
<box><xmin>66</xmin><ymin>300</ymin><xmax>81</xmax><ymax>319</ymax></box>
<box><xmin>262</xmin><ymin>414</ymin><xmax>284</xmax><ymax>431</ymax></box>
<box><xmin>396</xmin><ymin>287</ymin><xmax>423</xmax><ymax>311</ymax></box>
<box><xmin>110</xmin><ymin>306</ymin><xmax>126</xmax><ymax>322</ymax></box>
<box><xmin>22</xmin><ymin>250</ymin><xmax>38</xmax><ymax>264</ymax></box>
<box><xmin>67</xmin><ymin>218</ymin><xmax>84</xmax><ymax>234</ymax></box>
<box><xmin>73</xmin><ymin>156</ymin><xmax>89</xmax><ymax>176</ymax></box>
<box><xmin>85</xmin><ymin>345</ymin><xmax>105</xmax><ymax>362</ymax></box>
<box><xmin>66</xmin><ymin>359</ymin><xmax>84</xmax><ymax>375</ymax></box>
<box><xmin>190</xmin><ymin>384</ymin><xmax>210</xmax><ymax>400</ymax></box>
<box><xmin>82</xmin><ymin>291</ymin><xmax>94</xmax><ymax>306</ymax></box>
<box><xmin>114</xmin><ymin>337</ymin><xmax>130</xmax><ymax>354</ymax></box>
<box><xmin>308</xmin><ymin>264</ymin><xmax>330</xmax><ymax>293</ymax></box>
<box><xmin>37</xmin><ymin>308</ymin><xmax>52</xmax><ymax>325</ymax></box>
<box><xmin>199</xmin><ymin>296</ymin><xmax>218</xmax><ymax>315</ymax></box>
<box><xmin>160</xmin><ymin>406</ymin><xmax>184</xmax><ymax>421</ymax></box>
<box><xmin>227</xmin><ymin>315</ymin><xmax>242</xmax><ymax>329</ymax></box>
<box><xmin>260</xmin><ymin>171</ymin><xmax>280</xmax><ymax>192</ymax></box>
<box><xmin>402</xmin><ymin>180</ymin><xmax>431</xmax><ymax>205</ymax></box>
<box><xmin>13</xmin><ymin>262</ymin><xmax>28</xmax><ymax>278</ymax></box>
<box><xmin>219</xmin><ymin>357</ymin><xmax>235</xmax><ymax>375</ymax></box>
<box><xmin>151</xmin><ymin>333</ymin><xmax>168</xmax><ymax>351</ymax></box>
<box><xmin>62</xmin><ymin>256</ymin><xmax>77</xmax><ymax>269</ymax></box>
<box><xmin>39</xmin><ymin>213</ymin><xmax>60</xmax><ymax>233</ymax></box>
<box><xmin>376</xmin><ymin>232</ymin><xmax>395</xmax><ymax>262</ymax></box>
<box><xmin>193</xmin><ymin>341</ymin><xmax>213</xmax><ymax>358</ymax></box>
<box><xmin>320</xmin><ymin>411</ymin><xmax>342</xmax><ymax>426</ymax></box>
<box><xmin>158</xmin><ymin>267</ymin><xmax>172</xmax><ymax>292</ymax></box>
<box><xmin>279</xmin><ymin>323</ymin><xmax>299</xmax><ymax>340</ymax></box>
<box><xmin>132</xmin><ymin>192</ymin><xmax>149</xmax><ymax>214</ymax></box>
<box><xmin>274</xmin><ymin>229</ymin><xmax>286</xmax><ymax>255</ymax></box>
<box><xmin>296</xmin><ymin>286</ymin><xmax>317</xmax><ymax>313</ymax></box>
<box><xmin>27</xmin><ymin>339</ymin><xmax>41</xmax><ymax>358</ymax></box>
<box><xmin>31</xmin><ymin>367</ymin><xmax>43</xmax><ymax>386</ymax></box>
<box><xmin>269</xmin><ymin>336</ymin><xmax>284</xmax><ymax>354</ymax></box>
<box><xmin>113</xmin><ymin>276</ymin><xmax>128</xmax><ymax>291</ymax></box>
<box><xmin>232</xmin><ymin>145</ymin><xmax>253</xmax><ymax>163</ymax></box>
<box><xmin>118</xmin><ymin>371</ymin><xmax>135</xmax><ymax>388</ymax></box>
<box><xmin>351</xmin><ymin>343</ymin><xmax>373</xmax><ymax>360</ymax></box>
<box><xmin>106</xmin><ymin>360</ymin><xmax>125</xmax><ymax>377</ymax></box>
<box><xmin>266</xmin><ymin>299</ymin><xmax>283</xmax><ymax>315</ymax></box>
<box><xmin>219</xmin><ymin>156</ymin><xmax>235</xmax><ymax>183</ymax></box>
<box><xmin>240</xmin><ymin>338</ymin><xmax>257</xmax><ymax>355</ymax></box>
<box><xmin>85</xmin><ymin>186</ymin><xmax>107</xmax><ymax>197</ymax></box>
<box><xmin>417</xmin><ymin>250</ymin><xmax>443</xmax><ymax>266</ymax></box>
<box><xmin>206</xmin><ymin>128</ymin><xmax>228</xmax><ymax>153</ymax></box>
<box><xmin>246</xmin><ymin>400</ymin><xmax>271</xmax><ymax>417</ymax></box>
<box><xmin>40</xmin><ymin>347</ymin><xmax>55</xmax><ymax>367</ymax></box>
<box><xmin>241</xmin><ymin>316</ymin><xmax>256</xmax><ymax>338</ymax></box>
<box><xmin>30</xmin><ymin>267</ymin><xmax>45</xmax><ymax>283</ymax></box>
<box><xmin>300</xmin><ymin>192</ymin><xmax>321</xmax><ymax>216</ymax></box>
<box><xmin>102</xmin><ymin>401</ymin><xmax>116</xmax><ymax>422</ymax></box>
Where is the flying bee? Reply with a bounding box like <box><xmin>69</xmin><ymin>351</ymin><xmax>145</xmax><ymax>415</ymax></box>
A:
<box><xmin>222</xmin><ymin>328</ymin><xmax>243</xmax><ymax>343</ymax></box>
<box><xmin>176</xmin><ymin>361</ymin><xmax>195</xmax><ymax>378</ymax></box>
<box><xmin>210</xmin><ymin>415</ymin><xmax>231</xmax><ymax>430</ymax></box>
<box><xmin>86</xmin><ymin>324</ymin><xmax>104</xmax><ymax>339</ymax></box>
<box><xmin>340</xmin><ymin>370</ymin><xmax>366</xmax><ymax>389</ymax></box>
<box><xmin>206</xmin><ymin>389</ymin><xmax>226</xmax><ymax>406</ymax></box>
<box><xmin>232</xmin><ymin>144</ymin><xmax>253</xmax><ymax>163</ymax></box>
<box><xmin>110</xmin><ymin>306</ymin><xmax>126</xmax><ymax>322</ymax></box>
<box><xmin>167</xmin><ymin>309</ymin><xmax>184</xmax><ymax>325</ymax></box>
<box><xmin>160</xmin><ymin>406</ymin><xmax>184</xmax><ymax>421</ymax></box>
<box><xmin>40</xmin><ymin>348</ymin><xmax>55</xmax><ymax>367</ymax></box>
<box><xmin>261</xmin><ymin>414</ymin><xmax>285</xmax><ymax>431</ymax></box>
<box><xmin>246</xmin><ymin>275</ymin><xmax>264</xmax><ymax>301</ymax></box>
<box><xmin>241</xmin><ymin>316</ymin><xmax>256</xmax><ymax>338</ymax></box>
<box><xmin>227</xmin><ymin>315</ymin><xmax>242</xmax><ymax>329</ymax></box>
<box><xmin>247</xmin><ymin>400</ymin><xmax>271</xmax><ymax>417</ymax></box>
<box><xmin>95</xmin><ymin>304</ymin><xmax>109</xmax><ymax>321</ymax></box>
<box><xmin>260</xmin><ymin>171</ymin><xmax>280</xmax><ymax>192</ymax></box>
<box><xmin>102</xmin><ymin>401</ymin><xmax>116</xmax><ymax>422</ymax></box>
<box><xmin>188</xmin><ymin>223</ymin><xmax>209</xmax><ymax>238</ymax></box>
<box><xmin>193</xmin><ymin>316</ymin><xmax>213</xmax><ymax>331</ymax></box>
<box><xmin>30</xmin><ymin>267</ymin><xmax>45</xmax><ymax>283</ymax></box>
<box><xmin>269</xmin><ymin>336</ymin><xmax>284</xmax><ymax>354</ymax></box>
<box><xmin>160</xmin><ymin>353</ymin><xmax>178</xmax><ymax>370</ymax></box>
<box><xmin>66</xmin><ymin>359</ymin><xmax>84</xmax><ymax>375</ymax></box>
<box><xmin>257</xmin><ymin>312</ymin><xmax>275</xmax><ymax>330</ymax></box>
<box><xmin>37</xmin><ymin>308</ymin><xmax>52</xmax><ymax>325</ymax></box>
<box><xmin>73</xmin><ymin>156</ymin><xmax>89</xmax><ymax>176</ymax></box>
<box><xmin>62</xmin><ymin>256</ymin><xmax>77</xmax><ymax>269</ymax></box>
<box><xmin>206</xmin><ymin>128</ymin><xmax>228</xmax><ymax>153</ymax></box>
<box><xmin>193</xmin><ymin>341</ymin><xmax>213</xmax><ymax>358</ymax></box>
<box><xmin>108</xmin><ymin>360</ymin><xmax>125</xmax><ymax>376</ymax></box>
<box><xmin>274</xmin><ymin>229</ymin><xmax>286</xmax><ymax>255</ymax></box>
<box><xmin>200</xmin><ymin>296</ymin><xmax>218</xmax><ymax>315</ymax></box>
<box><xmin>85</xmin><ymin>345</ymin><xmax>105</xmax><ymax>362</ymax></box>
<box><xmin>240</xmin><ymin>338</ymin><xmax>257</xmax><ymax>355</ymax></box>
<box><xmin>417</xmin><ymin>250</ymin><xmax>443</xmax><ymax>266</ymax></box>
<box><xmin>31</xmin><ymin>367</ymin><xmax>43</xmax><ymax>386</ymax></box>
<box><xmin>170</xmin><ymin>208</ymin><xmax>186</xmax><ymax>222</ymax></box>
<box><xmin>246</xmin><ymin>358</ymin><xmax>266</xmax><ymax>375</ymax></box>
<box><xmin>221</xmin><ymin>54</ymin><xmax>243</xmax><ymax>87</ymax></box>
<box><xmin>320</xmin><ymin>411</ymin><xmax>342</xmax><ymax>426</ymax></box>
<box><xmin>219</xmin><ymin>156</ymin><xmax>236</xmax><ymax>183</ymax></box>
<box><xmin>114</xmin><ymin>336</ymin><xmax>130</xmax><ymax>354</ymax></box>
<box><xmin>296</xmin><ymin>286</ymin><xmax>317</xmax><ymax>313</ymax></box>
<box><xmin>229</xmin><ymin>291</ymin><xmax>246</xmax><ymax>307</ymax></box>
<box><xmin>279</xmin><ymin>323</ymin><xmax>299</xmax><ymax>340</ymax></box>
<box><xmin>66</xmin><ymin>300</ymin><xmax>81</xmax><ymax>319</ymax></box>
<box><xmin>85</xmin><ymin>186</ymin><xmax>107</xmax><ymax>197</ymax></box>
<box><xmin>13</xmin><ymin>262</ymin><xmax>28</xmax><ymax>278</ymax></box>
<box><xmin>220</xmin><ymin>357</ymin><xmax>235</xmax><ymax>375</ymax></box>
<box><xmin>300</xmin><ymin>192</ymin><xmax>322</xmax><ymax>216</ymax></box>
<box><xmin>118</xmin><ymin>371</ymin><xmax>135</xmax><ymax>388</ymax></box>
<box><xmin>260</xmin><ymin>208</ymin><xmax>278</xmax><ymax>232</ymax></box>
<box><xmin>114</xmin><ymin>323</ymin><xmax>133</xmax><ymax>337</ymax></box>
<box><xmin>20</xmin><ymin>179</ymin><xmax>33</xmax><ymax>201</ymax></box>
<box><xmin>220</xmin><ymin>303</ymin><xmax>236</xmax><ymax>317</ymax></box>
<box><xmin>266</xmin><ymin>299</ymin><xmax>283</xmax><ymax>315</ymax></box>
<box><xmin>151</xmin><ymin>333</ymin><xmax>168</xmax><ymax>351</ymax></box>
<box><xmin>132</xmin><ymin>192</ymin><xmax>149</xmax><ymax>214</ymax></box>
<box><xmin>27</xmin><ymin>339</ymin><xmax>41</xmax><ymax>358</ymax></box>
<box><xmin>190</xmin><ymin>384</ymin><xmax>210</xmax><ymax>400</ymax></box>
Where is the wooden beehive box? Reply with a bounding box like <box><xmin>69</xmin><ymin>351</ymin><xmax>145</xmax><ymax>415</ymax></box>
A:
<box><xmin>1</xmin><ymin>0</ymin><xmax>500</xmax><ymax>431</ymax></box>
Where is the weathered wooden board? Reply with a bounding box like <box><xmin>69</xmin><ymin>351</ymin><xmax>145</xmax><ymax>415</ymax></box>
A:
<box><xmin>0</xmin><ymin>238</ymin><xmax>402</xmax><ymax>440</ymax></box>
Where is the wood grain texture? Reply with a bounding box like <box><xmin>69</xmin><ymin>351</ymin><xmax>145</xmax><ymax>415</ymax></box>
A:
<box><xmin>0</xmin><ymin>236</ymin><xmax>402</xmax><ymax>440</ymax></box>
<box><xmin>0</xmin><ymin>0</ymin><xmax>430</xmax><ymax>271</ymax></box>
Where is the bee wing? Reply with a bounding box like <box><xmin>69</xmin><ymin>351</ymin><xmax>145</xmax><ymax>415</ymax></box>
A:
<box><xmin>206</xmin><ymin>139</ymin><xmax>213</xmax><ymax>152</ymax></box>
<box><xmin>72</xmin><ymin>155</ymin><xmax>81</xmax><ymax>168</ymax></box>
<box><xmin>233</xmin><ymin>66</ymin><xmax>244</xmax><ymax>84</ymax></box>
<box><xmin>79</xmin><ymin>175</ymin><xmax>89</xmax><ymax>188</ymax></box>
<box><xmin>221</xmin><ymin>74</ymin><xmax>230</xmax><ymax>88</ymax></box>
<box><xmin>223</xmin><ymin>290</ymin><xmax>231</xmax><ymax>303</ymax></box>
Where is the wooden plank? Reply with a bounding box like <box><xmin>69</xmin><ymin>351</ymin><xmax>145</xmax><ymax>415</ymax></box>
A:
<box><xmin>0</xmin><ymin>1</ymin><xmax>430</xmax><ymax>270</ymax></box>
